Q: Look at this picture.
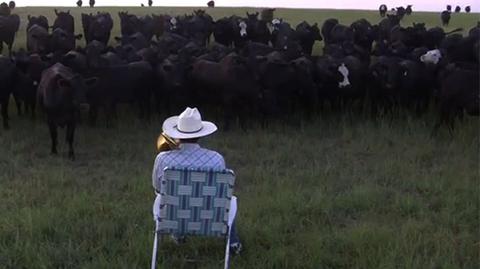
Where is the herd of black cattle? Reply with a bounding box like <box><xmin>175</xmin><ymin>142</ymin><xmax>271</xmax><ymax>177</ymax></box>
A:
<box><xmin>0</xmin><ymin>4</ymin><xmax>478</xmax><ymax>159</ymax></box>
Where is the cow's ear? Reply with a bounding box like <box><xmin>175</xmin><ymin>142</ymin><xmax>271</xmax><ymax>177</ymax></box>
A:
<box><xmin>57</xmin><ymin>78</ymin><xmax>70</xmax><ymax>88</ymax></box>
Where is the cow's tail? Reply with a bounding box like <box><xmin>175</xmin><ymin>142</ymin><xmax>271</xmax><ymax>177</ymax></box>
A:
<box><xmin>445</xmin><ymin>28</ymin><xmax>463</xmax><ymax>35</ymax></box>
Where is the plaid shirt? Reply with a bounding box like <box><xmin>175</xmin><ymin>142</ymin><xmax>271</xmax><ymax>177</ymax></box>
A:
<box><xmin>152</xmin><ymin>143</ymin><xmax>226</xmax><ymax>192</ymax></box>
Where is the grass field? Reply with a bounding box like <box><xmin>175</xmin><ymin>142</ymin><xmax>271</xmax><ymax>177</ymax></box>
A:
<box><xmin>0</xmin><ymin>6</ymin><xmax>479</xmax><ymax>269</ymax></box>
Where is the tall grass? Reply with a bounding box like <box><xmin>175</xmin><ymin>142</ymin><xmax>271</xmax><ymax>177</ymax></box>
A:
<box><xmin>0</xmin><ymin>109</ymin><xmax>478</xmax><ymax>268</ymax></box>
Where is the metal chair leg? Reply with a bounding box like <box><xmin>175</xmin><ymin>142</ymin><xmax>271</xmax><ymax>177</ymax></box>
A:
<box><xmin>151</xmin><ymin>222</ymin><xmax>160</xmax><ymax>269</ymax></box>
<box><xmin>224</xmin><ymin>225</ymin><xmax>232</xmax><ymax>269</ymax></box>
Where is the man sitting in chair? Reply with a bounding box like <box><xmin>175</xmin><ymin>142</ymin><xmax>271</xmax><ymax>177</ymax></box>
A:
<box><xmin>152</xmin><ymin>107</ymin><xmax>242</xmax><ymax>254</ymax></box>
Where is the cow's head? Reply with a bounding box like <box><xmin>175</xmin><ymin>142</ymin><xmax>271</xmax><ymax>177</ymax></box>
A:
<box><xmin>420</xmin><ymin>49</ymin><xmax>442</xmax><ymax>65</ymax></box>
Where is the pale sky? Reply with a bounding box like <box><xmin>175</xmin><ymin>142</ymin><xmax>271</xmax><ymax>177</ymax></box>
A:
<box><xmin>16</xmin><ymin>0</ymin><xmax>479</xmax><ymax>12</ymax></box>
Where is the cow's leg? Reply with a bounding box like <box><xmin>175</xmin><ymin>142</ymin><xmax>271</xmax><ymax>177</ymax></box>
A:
<box><xmin>1</xmin><ymin>100</ymin><xmax>9</xmax><ymax>130</ymax></box>
<box><xmin>30</xmin><ymin>99</ymin><xmax>36</xmax><ymax>119</ymax></box>
<box><xmin>89</xmin><ymin>105</ymin><xmax>98</xmax><ymax>126</ymax></box>
<box><xmin>48</xmin><ymin>121</ymin><xmax>58</xmax><ymax>155</ymax></box>
<box><xmin>7</xmin><ymin>42</ymin><xmax>13</xmax><ymax>57</ymax></box>
<box><xmin>66</xmin><ymin>122</ymin><xmax>76</xmax><ymax>160</ymax></box>
<box><xmin>13</xmin><ymin>93</ymin><xmax>23</xmax><ymax>116</ymax></box>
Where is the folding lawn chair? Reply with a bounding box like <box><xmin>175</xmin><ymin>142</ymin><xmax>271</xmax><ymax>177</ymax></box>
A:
<box><xmin>151</xmin><ymin>167</ymin><xmax>237</xmax><ymax>269</ymax></box>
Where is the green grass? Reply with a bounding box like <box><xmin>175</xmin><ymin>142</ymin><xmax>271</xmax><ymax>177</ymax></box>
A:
<box><xmin>1</xmin><ymin>7</ymin><xmax>480</xmax><ymax>269</ymax></box>
<box><xmin>1</xmin><ymin>110</ymin><xmax>478</xmax><ymax>268</ymax></box>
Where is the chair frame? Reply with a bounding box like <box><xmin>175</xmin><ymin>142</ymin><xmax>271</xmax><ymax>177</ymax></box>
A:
<box><xmin>151</xmin><ymin>167</ymin><xmax>236</xmax><ymax>269</ymax></box>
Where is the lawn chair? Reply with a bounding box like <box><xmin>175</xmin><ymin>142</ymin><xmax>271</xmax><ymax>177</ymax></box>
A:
<box><xmin>151</xmin><ymin>167</ymin><xmax>237</xmax><ymax>269</ymax></box>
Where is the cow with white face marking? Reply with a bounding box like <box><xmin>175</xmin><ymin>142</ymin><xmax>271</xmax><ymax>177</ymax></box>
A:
<box><xmin>315</xmin><ymin>55</ymin><xmax>366</xmax><ymax>111</ymax></box>
<box><xmin>379</xmin><ymin>4</ymin><xmax>388</xmax><ymax>17</ymax></box>
<box><xmin>231</xmin><ymin>16</ymin><xmax>249</xmax><ymax>48</ymax></box>
<box><xmin>420</xmin><ymin>49</ymin><xmax>442</xmax><ymax>65</ymax></box>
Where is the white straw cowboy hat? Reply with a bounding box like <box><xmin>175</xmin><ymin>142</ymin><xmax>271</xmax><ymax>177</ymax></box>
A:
<box><xmin>162</xmin><ymin>107</ymin><xmax>218</xmax><ymax>139</ymax></box>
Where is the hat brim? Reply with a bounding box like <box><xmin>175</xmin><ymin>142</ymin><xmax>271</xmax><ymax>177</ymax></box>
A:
<box><xmin>162</xmin><ymin>116</ymin><xmax>218</xmax><ymax>139</ymax></box>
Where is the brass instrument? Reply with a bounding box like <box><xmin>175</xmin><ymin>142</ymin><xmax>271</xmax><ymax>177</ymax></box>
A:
<box><xmin>156</xmin><ymin>132</ymin><xmax>179</xmax><ymax>152</ymax></box>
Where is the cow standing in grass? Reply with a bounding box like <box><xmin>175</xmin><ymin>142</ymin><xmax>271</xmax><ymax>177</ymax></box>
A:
<box><xmin>405</xmin><ymin>5</ymin><xmax>412</xmax><ymax>15</ymax></box>
<box><xmin>379</xmin><ymin>4</ymin><xmax>387</xmax><ymax>17</ymax></box>
<box><xmin>38</xmin><ymin>63</ymin><xmax>97</xmax><ymax>160</ymax></box>
<box><xmin>441</xmin><ymin>11</ymin><xmax>451</xmax><ymax>26</ymax></box>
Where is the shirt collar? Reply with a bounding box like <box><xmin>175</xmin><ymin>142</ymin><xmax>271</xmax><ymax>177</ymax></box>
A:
<box><xmin>179</xmin><ymin>143</ymin><xmax>201</xmax><ymax>150</ymax></box>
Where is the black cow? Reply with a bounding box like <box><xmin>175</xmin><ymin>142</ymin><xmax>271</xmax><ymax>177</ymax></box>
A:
<box><xmin>441</xmin><ymin>11</ymin><xmax>451</xmax><ymax>26</ymax></box>
<box><xmin>368</xmin><ymin>56</ymin><xmax>403</xmax><ymax>114</ymax></box>
<box><xmin>148</xmin><ymin>0</ymin><xmax>153</xmax><ymax>6</ymax></box>
<box><xmin>329</xmin><ymin>23</ymin><xmax>354</xmax><ymax>45</ymax></box>
<box><xmin>118</xmin><ymin>12</ymin><xmax>155</xmax><ymax>41</ymax></box>
<box><xmin>377</xmin><ymin>14</ymin><xmax>401</xmax><ymax>41</ymax></box>
<box><xmin>27</xmin><ymin>24</ymin><xmax>50</xmax><ymax>54</ymax></box>
<box><xmin>260</xmin><ymin>8</ymin><xmax>275</xmax><ymax>22</ymax></box>
<box><xmin>433</xmin><ymin>66</ymin><xmax>479</xmax><ymax>134</ymax></box>
<box><xmin>37</xmin><ymin>63</ymin><xmax>97</xmax><ymax>159</ymax></box>
<box><xmin>27</xmin><ymin>15</ymin><xmax>49</xmax><ymax>31</ymax></box>
<box><xmin>440</xmin><ymin>33</ymin><xmax>478</xmax><ymax>63</ymax></box>
<box><xmin>53</xmin><ymin>9</ymin><xmax>74</xmax><ymax>34</ymax></box>
<box><xmin>51</xmin><ymin>28</ymin><xmax>83</xmax><ymax>53</ymax></box>
<box><xmin>446</xmin><ymin>5</ymin><xmax>452</xmax><ymax>12</ymax></box>
<box><xmin>8</xmin><ymin>1</ymin><xmax>14</xmax><ymax>9</ymax></box>
<box><xmin>184</xmin><ymin>10</ymin><xmax>214</xmax><ymax>46</ymax></box>
<box><xmin>0</xmin><ymin>55</ymin><xmax>16</xmax><ymax>129</ymax></box>
<box><xmin>190</xmin><ymin>53</ymin><xmax>260</xmax><ymax>129</ymax></box>
<box><xmin>82</xmin><ymin>12</ymin><xmax>113</xmax><ymax>45</ymax></box>
<box><xmin>350</xmin><ymin>19</ymin><xmax>374</xmax><ymax>55</ymax></box>
<box><xmin>321</xmin><ymin>18</ymin><xmax>338</xmax><ymax>44</ymax></box>
<box><xmin>207</xmin><ymin>1</ymin><xmax>214</xmax><ymax>8</ymax></box>
<box><xmin>245</xmin><ymin>12</ymin><xmax>271</xmax><ymax>44</ymax></box>
<box><xmin>0</xmin><ymin>2</ymin><xmax>10</xmax><ymax>16</ymax></box>
<box><xmin>13</xmin><ymin>50</ymin><xmax>49</xmax><ymax>118</ymax></box>
<box><xmin>87</xmin><ymin>61</ymin><xmax>154</xmax><ymax>125</ymax></box>
<box><xmin>295</xmin><ymin>21</ymin><xmax>322</xmax><ymax>55</ymax></box>
<box><xmin>213</xmin><ymin>17</ymin><xmax>234</xmax><ymax>46</ymax></box>
<box><xmin>406</xmin><ymin>5</ymin><xmax>412</xmax><ymax>15</ymax></box>
<box><xmin>89</xmin><ymin>0</ymin><xmax>95</xmax><ymax>8</ymax></box>
<box><xmin>76</xmin><ymin>0</ymin><xmax>82</xmax><ymax>7</ymax></box>
<box><xmin>465</xmin><ymin>6</ymin><xmax>471</xmax><ymax>13</ymax></box>
<box><xmin>455</xmin><ymin>6</ymin><xmax>461</xmax><ymax>13</ymax></box>
<box><xmin>155</xmin><ymin>55</ymin><xmax>191</xmax><ymax>113</ymax></box>
<box><xmin>396</xmin><ymin>6</ymin><xmax>406</xmax><ymax>19</ymax></box>
<box><xmin>379</xmin><ymin>4</ymin><xmax>387</xmax><ymax>17</ymax></box>
<box><xmin>0</xmin><ymin>13</ymin><xmax>19</xmax><ymax>55</ymax></box>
